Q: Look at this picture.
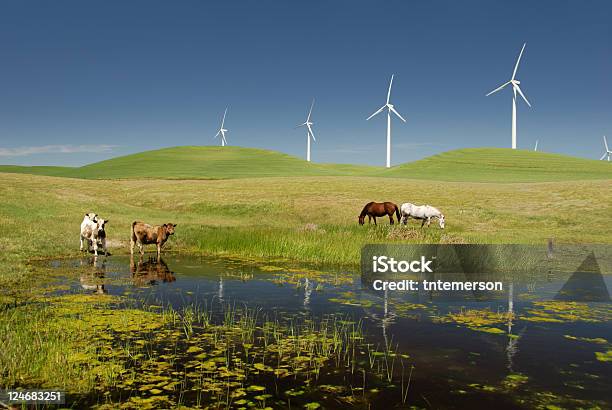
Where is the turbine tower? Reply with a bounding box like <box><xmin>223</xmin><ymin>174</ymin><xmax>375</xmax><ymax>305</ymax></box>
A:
<box><xmin>367</xmin><ymin>74</ymin><xmax>406</xmax><ymax>168</ymax></box>
<box><xmin>297</xmin><ymin>99</ymin><xmax>316</xmax><ymax>162</ymax></box>
<box><xmin>486</xmin><ymin>43</ymin><xmax>531</xmax><ymax>149</ymax></box>
<box><xmin>601</xmin><ymin>136</ymin><xmax>611</xmax><ymax>161</ymax></box>
<box><xmin>534</xmin><ymin>139</ymin><xmax>539</xmax><ymax>151</ymax></box>
<box><xmin>214</xmin><ymin>107</ymin><xmax>228</xmax><ymax>147</ymax></box>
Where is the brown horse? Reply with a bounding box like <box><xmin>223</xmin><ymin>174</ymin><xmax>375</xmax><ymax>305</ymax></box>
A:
<box><xmin>358</xmin><ymin>202</ymin><xmax>401</xmax><ymax>225</ymax></box>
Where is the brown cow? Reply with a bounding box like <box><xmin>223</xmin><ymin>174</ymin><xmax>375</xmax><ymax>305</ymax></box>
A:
<box><xmin>130</xmin><ymin>221</ymin><xmax>177</xmax><ymax>257</ymax></box>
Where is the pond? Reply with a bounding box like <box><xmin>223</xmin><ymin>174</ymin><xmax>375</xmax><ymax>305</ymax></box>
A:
<box><xmin>47</xmin><ymin>255</ymin><xmax>611</xmax><ymax>409</ymax></box>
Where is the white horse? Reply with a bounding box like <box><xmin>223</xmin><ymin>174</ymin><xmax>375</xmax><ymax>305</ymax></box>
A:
<box><xmin>400</xmin><ymin>203</ymin><xmax>445</xmax><ymax>229</ymax></box>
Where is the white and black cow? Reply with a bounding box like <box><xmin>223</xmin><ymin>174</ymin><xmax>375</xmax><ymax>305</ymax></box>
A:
<box><xmin>80</xmin><ymin>213</ymin><xmax>109</xmax><ymax>256</ymax></box>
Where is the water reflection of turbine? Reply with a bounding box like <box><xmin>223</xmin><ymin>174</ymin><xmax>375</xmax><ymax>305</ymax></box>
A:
<box><xmin>218</xmin><ymin>276</ymin><xmax>224</xmax><ymax>302</ymax></box>
<box><xmin>507</xmin><ymin>282</ymin><xmax>514</xmax><ymax>335</ymax></box>
<box><xmin>303</xmin><ymin>277</ymin><xmax>312</xmax><ymax>308</ymax></box>
<box><xmin>506</xmin><ymin>326</ymin><xmax>525</xmax><ymax>373</ymax></box>
<box><xmin>80</xmin><ymin>256</ymin><xmax>107</xmax><ymax>295</ymax></box>
<box><xmin>366</xmin><ymin>289</ymin><xmax>397</xmax><ymax>348</ymax></box>
<box><xmin>504</xmin><ymin>281</ymin><xmax>528</xmax><ymax>372</ymax></box>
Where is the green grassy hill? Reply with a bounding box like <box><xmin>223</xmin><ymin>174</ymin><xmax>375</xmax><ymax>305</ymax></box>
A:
<box><xmin>0</xmin><ymin>146</ymin><xmax>609</xmax><ymax>182</ymax></box>
<box><xmin>0</xmin><ymin>146</ymin><xmax>375</xmax><ymax>180</ymax></box>
<box><xmin>384</xmin><ymin>148</ymin><xmax>612</xmax><ymax>182</ymax></box>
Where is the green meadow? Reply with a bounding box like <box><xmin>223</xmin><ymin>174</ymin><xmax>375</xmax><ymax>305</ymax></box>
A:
<box><xmin>1</xmin><ymin>163</ymin><xmax>610</xmax><ymax>287</ymax></box>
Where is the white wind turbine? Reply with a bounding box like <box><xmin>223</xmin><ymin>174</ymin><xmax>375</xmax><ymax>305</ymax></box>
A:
<box><xmin>486</xmin><ymin>43</ymin><xmax>532</xmax><ymax>149</ymax></box>
<box><xmin>367</xmin><ymin>74</ymin><xmax>406</xmax><ymax>168</ymax></box>
<box><xmin>214</xmin><ymin>107</ymin><xmax>229</xmax><ymax>146</ymax></box>
<box><xmin>297</xmin><ymin>99</ymin><xmax>316</xmax><ymax>162</ymax></box>
<box><xmin>601</xmin><ymin>136</ymin><xmax>611</xmax><ymax>161</ymax></box>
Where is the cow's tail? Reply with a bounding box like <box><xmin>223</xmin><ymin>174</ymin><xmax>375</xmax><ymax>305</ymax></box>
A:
<box><xmin>131</xmin><ymin>221</ymin><xmax>138</xmax><ymax>242</ymax></box>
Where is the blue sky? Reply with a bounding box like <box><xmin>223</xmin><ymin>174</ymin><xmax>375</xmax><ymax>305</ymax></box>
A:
<box><xmin>0</xmin><ymin>1</ymin><xmax>610</xmax><ymax>166</ymax></box>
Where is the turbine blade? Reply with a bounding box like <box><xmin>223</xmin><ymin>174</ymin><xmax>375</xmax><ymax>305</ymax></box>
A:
<box><xmin>604</xmin><ymin>136</ymin><xmax>609</xmax><ymax>151</ymax></box>
<box><xmin>390</xmin><ymin>106</ymin><xmax>406</xmax><ymax>122</ymax></box>
<box><xmin>367</xmin><ymin>105</ymin><xmax>386</xmax><ymax>120</ymax></box>
<box><xmin>486</xmin><ymin>81</ymin><xmax>511</xmax><ymax>96</ymax></box>
<box><xmin>601</xmin><ymin>153</ymin><xmax>607</xmax><ymax>160</ymax></box>
<box><xmin>386</xmin><ymin>74</ymin><xmax>394</xmax><ymax>104</ymax></box>
<box><xmin>514</xmin><ymin>84</ymin><xmax>531</xmax><ymax>107</ymax></box>
<box><xmin>307</xmin><ymin>98</ymin><xmax>314</xmax><ymax>122</ymax></box>
<box><xmin>512</xmin><ymin>43</ymin><xmax>526</xmax><ymax>80</ymax></box>
<box><xmin>307</xmin><ymin>124</ymin><xmax>316</xmax><ymax>142</ymax></box>
<box><xmin>220</xmin><ymin>107</ymin><xmax>228</xmax><ymax>128</ymax></box>
<box><xmin>214</xmin><ymin>130</ymin><xmax>220</xmax><ymax>138</ymax></box>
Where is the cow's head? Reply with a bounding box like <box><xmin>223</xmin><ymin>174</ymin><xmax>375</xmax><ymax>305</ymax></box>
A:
<box><xmin>85</xmin><ymin>212</ymin><xmax>98</xmax><ymax>223</ymax></box>
<box><xmin>164</xmin><ymin>223</ymin><xmax>177</xmax><ymax>236</ymax></box>
<box><xmin>97</xmin><ymin>219</ymin><xmax>108</xmax><ymax>236</ymax></box>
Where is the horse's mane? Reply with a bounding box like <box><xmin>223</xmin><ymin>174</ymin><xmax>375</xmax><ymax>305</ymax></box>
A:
<box><xmin>359</xmin><ymin>202</ymin><xmax>374</xmax><ymax>217</ymax></box>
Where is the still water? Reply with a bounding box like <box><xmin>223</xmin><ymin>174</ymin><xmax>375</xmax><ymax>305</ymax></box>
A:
<box><xmin>49</xmin><ymin>255</ymin><xmax>611</xmax><ymax>409</ymax></box>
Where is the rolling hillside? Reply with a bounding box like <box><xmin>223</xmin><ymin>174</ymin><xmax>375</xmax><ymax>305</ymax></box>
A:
<box><xmin>384</xmin><ymin>148</ymin><xmax>612</xmax><ymax>182</ymax></box>
<box><xmin>0</xmin><ymin>146</ymin><xmax>375</xmax><ymax>180</ymax></box>
<box><xmin>0</xmin><ymin>146</ymin><xmax>610</xmax><ymax>182</ymax></box>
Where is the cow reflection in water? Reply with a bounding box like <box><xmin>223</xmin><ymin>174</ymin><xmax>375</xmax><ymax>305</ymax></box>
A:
<box><xmin>79</xmin><ymin>256</ymin><xmax>107</xmax><ymax>295</ymax></box>
<box><xmin>130</xmin><ymin>255</ymin><xmax>176</xmax><ymax>287</ymax></box>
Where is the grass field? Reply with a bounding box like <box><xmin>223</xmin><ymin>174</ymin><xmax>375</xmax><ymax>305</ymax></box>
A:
<box><xmin>1</xmin><ymin>172</ymin><xmax>610</xmax><ymax>288</ymax></box>
<box><xmin>1</xmin><ymin>146</ymin><xmax>610</xmax><ymax>182</ymax></box>
<box><xmin>1</xmin><ymin>145</ymin><xmax>610</xmax><ymax>284</ymax></box>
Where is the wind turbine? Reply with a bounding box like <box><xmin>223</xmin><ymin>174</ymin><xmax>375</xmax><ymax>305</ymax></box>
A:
<box><xmin>367</xmin><ymin>74</ymin><xmax>406</xmax><ymax>168</ymax></box>
<box><xmin>601</xmin><ymin>136</ymin><xmax>611</xmax><ymax>161</ymax></box>
<box><xmin>214</xmin><ymin>107</ymin><xmax>229</xmax><ymax>147</ymax></box>
<box><xmin>297</xmin><ymin>99</ymin><xmax>316</xmax><ymax>162</ymax></box>
<box><xmin>486</xmin><ymin>43</ymin><xmax>532</xmax><ymax>149</ymax></box>
<box><xmin>534</xmin><ymin>139</ymin><xmax>539</xmax><ymax>151</ymax></box>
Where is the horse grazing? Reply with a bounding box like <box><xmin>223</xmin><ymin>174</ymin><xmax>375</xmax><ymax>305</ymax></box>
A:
<box><xmin>400</xmin><ymin>203</ymin><xmax>445</xmax><ymax>229</ymax></box>
<box><xmin>359</xmin><ymin>202</ymin><xmax>401</xmax><ymax>225</ymax></box>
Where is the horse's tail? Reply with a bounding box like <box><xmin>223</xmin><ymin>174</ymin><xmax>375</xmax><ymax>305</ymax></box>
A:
<box><xmin>395</xmin><ymin>204</ymin><xmax>401</xmax><ymax>222</ymax></box>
